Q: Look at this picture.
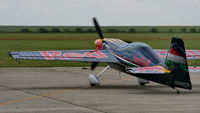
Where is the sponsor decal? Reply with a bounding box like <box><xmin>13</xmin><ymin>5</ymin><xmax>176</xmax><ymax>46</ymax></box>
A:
<box><xmin>188</xmin><ymin>67</ymin><xmax>200</xmax><ymax>72</ymax></box>
<box><xmin>40</xmin><ymin>50</ymin><xmax>107</xmax><ymax>60</ymax></box>
<box><xmin>189</xmin><ymin>67</ymin><xmax>200</xmax><ymax>70</ymax></box>
<box><xmin>186</xmin><ymin>50</ymin><xmax>200</xmax><ymax>58</ymax></box>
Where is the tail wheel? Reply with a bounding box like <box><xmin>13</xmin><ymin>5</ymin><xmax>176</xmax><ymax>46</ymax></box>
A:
<box><xmin>137</xmin><ymin>78</ymin><xmax>150</xmax><ymax>86</ymax></box>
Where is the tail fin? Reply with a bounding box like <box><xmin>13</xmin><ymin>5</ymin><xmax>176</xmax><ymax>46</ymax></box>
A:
<box><xmin>165</xmin><ymin>37</ymin><xmax>192</xmax><ymax>90</ymax></box>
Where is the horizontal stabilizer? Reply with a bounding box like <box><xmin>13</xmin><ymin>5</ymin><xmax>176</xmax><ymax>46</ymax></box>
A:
<box><xmin>155</xmin><ymin>49</ymin><xmax>200</xmax><ymax>60</ymax></box>
<box><xmin>127</xmin><ymin>66</ymin><xmax>172</xmax><ymax>87</ymax></box>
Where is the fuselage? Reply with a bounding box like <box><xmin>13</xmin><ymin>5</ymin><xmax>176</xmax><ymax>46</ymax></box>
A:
<box><xmin>95</xmin><ymin>38</ymin><xmax>165</xmax><ymax>72</ymax></box>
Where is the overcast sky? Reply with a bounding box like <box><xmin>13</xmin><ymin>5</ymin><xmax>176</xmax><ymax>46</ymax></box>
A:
<box><xmin>0</xmin><ymin>0</ymin><xmax>200</xmax><ymax>26</ymax></box>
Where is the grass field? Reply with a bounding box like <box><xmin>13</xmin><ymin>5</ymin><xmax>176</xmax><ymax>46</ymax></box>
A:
<box><xmin>1</xmin><ymin>33</ymin><xmax>200</xmax><ymax>40</ymax></box>
<box><xmin>0</xmin><ymin>33</ymin><xmax>200</xmax><ymax>67</ymax></box>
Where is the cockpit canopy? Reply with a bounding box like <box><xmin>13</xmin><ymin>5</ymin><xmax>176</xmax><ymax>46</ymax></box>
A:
<box><xmin>119</xmin><ymin>42</ymin><xmax>151</xmax><ymax>52</ymax></box>
<box><xmin>118</xmin><ymin>42</ymin><xmax>163</xmax><ymax>66</ymax></box>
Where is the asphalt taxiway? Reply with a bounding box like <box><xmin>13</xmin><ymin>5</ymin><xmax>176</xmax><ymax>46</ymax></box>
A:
<box><xmin>0</xmin><ymin>67</ymin><xmax>200</xmax><ymax>113</ymax></box>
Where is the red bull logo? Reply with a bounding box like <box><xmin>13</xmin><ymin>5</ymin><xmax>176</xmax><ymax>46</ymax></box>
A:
<box><xmin>40</xmin><ymin>50</ymin><xmax>107</xmax><ymax>60</ymax></box>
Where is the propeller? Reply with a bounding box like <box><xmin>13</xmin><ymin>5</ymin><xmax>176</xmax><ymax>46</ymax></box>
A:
<box><xmin>90</xmin><ymin>17</ymin><xmax>105</xmax><ymax>70</ymax></box>
<box><xmin>93</xmin><ymin>17</ymin><xmax>104</xmax><ymax>39</ymax></box>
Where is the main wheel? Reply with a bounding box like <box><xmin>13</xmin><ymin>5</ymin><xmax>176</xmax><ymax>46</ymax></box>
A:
<box><xmin>88</xmin><ymin>74</ymin><xmax>100</xmax><ymax>86</ymax></box>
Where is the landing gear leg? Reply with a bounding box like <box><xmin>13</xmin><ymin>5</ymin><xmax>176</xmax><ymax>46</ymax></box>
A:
<box><xmin>88</xmin><ymin>66</ymin><xmax>110</xmax><ymax>86</ymax></box>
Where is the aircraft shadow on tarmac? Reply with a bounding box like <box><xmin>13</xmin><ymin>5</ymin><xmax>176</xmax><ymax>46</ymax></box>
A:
<box><xmin>4</xmin><ymin>84</ymin><xmax>200</xmax><ymax>95</ymax></box>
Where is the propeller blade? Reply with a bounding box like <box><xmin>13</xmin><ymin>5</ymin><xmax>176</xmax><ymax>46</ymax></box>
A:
<box><xmin>91</xmin><ymin>62</ymin><xmax>98</xmax><ymax>70</ymax></box>
<box><xmin>93</xmin><ymin>17</ymin><xmax>104</xmax><ymax>39</ymax></box>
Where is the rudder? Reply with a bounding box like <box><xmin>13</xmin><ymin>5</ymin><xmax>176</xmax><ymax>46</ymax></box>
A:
<box><xmin>165</xmin><ymin>37</ymin><xmax>192</xmax><ymax>90</ymax></box>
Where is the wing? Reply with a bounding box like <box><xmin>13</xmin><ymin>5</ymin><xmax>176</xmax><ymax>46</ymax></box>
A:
<box><xmin>155</xmin><ymin>49</ymin><xmax>200</xmax><ymax>60</ymax></box>
<box><xmin>188</xmin><ymin>67</ymin><xmax>200</xmax><ymax>72</ymax></box>
<box><xmin>127</xmin><ymin>66</ymin><xmax>171</xmax><ymax>74</ymax></box>
<box><xmin>9</xmin><ymin>50</ymin><xmax>120</xmax><ymax>63</ymax></box>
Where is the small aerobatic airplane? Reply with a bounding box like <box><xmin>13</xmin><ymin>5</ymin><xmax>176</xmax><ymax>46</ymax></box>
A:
<box><xmin>9</xmin><ymin>18</ymin><xmax>200</xmax><ymax>94</ymax></box>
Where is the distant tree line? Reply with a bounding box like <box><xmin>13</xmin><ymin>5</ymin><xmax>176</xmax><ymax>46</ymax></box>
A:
<box><xmin>20</xmin><ymin>27</ymin><xmax>96</xmax><ymax>33</ymax></box>
<box><xmin>6</xmin><ymin>27</ymin><xmax>200</xmax><ymax>33</ymax></box>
